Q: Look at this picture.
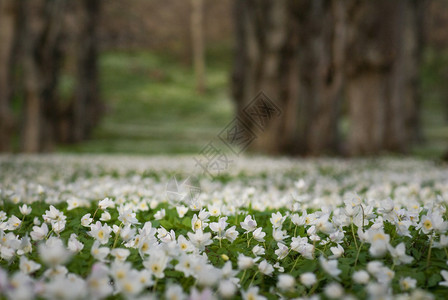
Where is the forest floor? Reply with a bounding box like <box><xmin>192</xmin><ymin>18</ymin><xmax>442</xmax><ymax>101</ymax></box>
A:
<box><xmin>1</xmin><ymin>155</ymin><xmax>448</xmax><ymax>299</ymax></box>
<box><xmin>55</xmin><ymin>49</ymin><xmax>448</xmax><ymax>159</ymax></box>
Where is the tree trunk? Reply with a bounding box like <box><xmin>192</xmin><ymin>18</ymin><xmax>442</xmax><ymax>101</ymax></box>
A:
<box><xmin>296</xmin><ymin>0</ymin><xmax>346</xmax><ymax>155</ymax></box>
<box><xmin>346</xmin><ymin>0</ymin><xmax>423</xmax><ymax>155</ymax></box>
<box><xmin>232</xmin><ymin>0</ymin><xmax>344</xmax><ymax>155</ymax></box>
<box><xmin>71</xmin><ymin>0</ymin><xmax>102</xmax><ymax>142</ymax></box>
<box><xmin>20</xmin><ymin>0</ymin><xmax>65</xmax><ymax>152</ymax></box>
<box><xmin>0</xmin><ymin>0</ymin><xmax>17</xmax><ymax>152</ymax></box>
<box><xmin>191</xmin><ymin>0</ymin><xmax>206</xmax><ymax>93</ymax></box>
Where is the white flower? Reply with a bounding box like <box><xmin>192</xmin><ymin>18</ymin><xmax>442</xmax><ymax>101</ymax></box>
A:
<box><xmin>111</xmin><ymin>248</ymin><xmax>130</xmax><ymax>262</ymax></box>
<box><xmin>191</xmin><ymin>213</ymin><xmax>209</xmax><ymax>232</ymax></box>
<box><xmin>320</xmin><ymin>256</ymin><xmax>341</xmax><ymax>278</ymax></box>
<box><xmin>81</xmin><ymin>214</ymin><xmax>93</xmax><ymax>227</ymax></box>
<box><xmin>6</xmin><ymin>215</ymin><xmax>21</xmax><ymax>230</ymax></box>
<box><xmin>258</xmin><ymin>260</ymin><xmax>274</xmax><ymax>276</ymax></box>
<box><xmin>154</xmin><ymin>209</ymin><xmax>166</xmax><ymax>220</ymax></box>
<box><xmin>329</xmin><ymin>244</ymin><xmax>344</xmax><ymax>259</ymax></box>
<box><xmin>43</xmin><ymin>205</ymin><xmax>66</xmax><ymax>224</ymax></box>
<box><xmin>178</xmin><ymin>235</ymin><xmax>194</xmax><ymax>252</ymax></box>
<box><xmin>225</xmin><ymin>226</ymin><xmax>239</xmax><ymax>242</ymax></box>
<box><xmin>19</xmin><ymin>256</ymin><xmax>41</xmax><ymax>274</ymax></box>
<box><xmin>87</xmin><ymin>263</ymin><xmax>113</xmax><ymax>299</ymax></box>
<box><xmin>252</xmin><ymin>245</ymin><xmax>265</xmax><ymax>256</ymax></box>
<box><xmin>176</xmin><ymin>205</ymin><xmax>189</xmax><ymax>218</ymax></box>
<box><xmin>367</xmin><ymin>228</ymin><xmax>390</xmax><ymax>257</ymax></box>
<box><xmin>89</xmin><ymin>221</ymin><xmax>112</xmax><ymax>244</ymax></box>
<box><xmin>143</xmin><ymin>251</ymin><xmax>169</xmax><ymax>279</ymax></box>
<box><xmin>419</xmin><ymin>214</ymin><xmax>434</xmax><ymax>234</ymax></box>
<box><xmin>157</xmin><ymin>227</ymin><xmax>176</xmax><ymax>243</ymax></box>
<box><xmin>277</xmin><ymin>274</ymin><xmax>295</xmax><ymax>291</ymax></box>
<box><xmin>19</xmin><ymin>204</ymin><xmax>32</xmax><ymax>216</ymax></box>
<box><xmin>30</xmin><ymin>223</ymin><xmax>48</xmax><ymax>241</ymax></box>
<box><xmin>91</xmin><ymin>241</ymin><xmax>110</xmax><ymax>262</ymax></box>
<box><xmin>291</xmin><ymin>213</ymin><xmax>306</xmax><ymax>226</ymax></box>
<box><xmin>100</xmin><ymin>211</ymin><xmax>111</xmax><ymax>221</ymax></box>
<box><xmin>400</xmin><ymin>277</ymin><xmax>417</xmax><ymax>291</ymax></box>
<box><xmin>242</xmin><ymin>286</ymin><xmax>266</xmax><ymax>300</ymax></box>
<box><xmin>218</xmin><ymin>280</ymin><xmax>236</xmax><ymax>298</ymax></box>
<box><xmin>208</xmin><ymin>205</ymin><xmax>221</xmax><ymax>217</ymax></box>
<box><xmin>240</xmin><ymin>215</ymin><xmax>257</xmax><ymax>232</ymax></box>
<box><xmin>300</xmin><ymin>272</ymin><xmax>317</xmax><ymax>287</ymax></box>
<box><xmin>324</xmin><ymin>282</ymin><xmax>344</xmax><ymax>299</ymax></box>
<box><xmin>187</xmin><ymin>229</ymin><xmax>212</xmax><ymax>251</ymax></box>
<box><xmin>315</xmin><ymin>214</ymin><xmax>335</xmax><ymax>234</ymax></box>
<box><xmin>51</xmin><ymin>220</ymin><xmax>66</xmax><ymax>234</ymax></box>
<box><xmin>237</xmin><ymin>254</ymin><xmax>258</xmax><ymax>270</ymax></box>
<box><xmin>120</xmin><ymin>225</ymin><xmax>136</xmax><ymax>242</ymax></box>
<box><xmin>270</xmin><ymin>212</ymin><xmax>286</xmax><ymax>229</ymax></box>
<box><xmin>272</xmin><ymin>229</ymin><xmax>289</xmax><ymax>242</ymax></box>
<box><xmin>275</xmin><ymin>243</ymin><xmax>289</xmax><ymax>260</ymax></box>
<box><xmin>68</xmin><ymin>233</ymin><xmax>84</xmax><ymax>252</ymax></box>
<box><xmin>252</xmin><ymin>227</ymin><xmax>266</xmax><ymax>242</ymax></box>
<box><xmin>118</xmin><ymin>207</ymin><xmax>139</xmax><ymax>225</ymax></box>
<box><xmin>439</xmin><ymin>270</ymin><xmax>448</xmax><ymax>287</ymax></box>
<box><xmin>98</xmin><ymin>197</ymin><xmax>115</xmax><ymax>210</ymax></box>
<box><xmin>353</xmin><ymin>270</ymin><xmax>370</xmax><ymax>284</ymax></box>
<box><xmin>210</xmin><ymin>217</ymin><xmax>228</xmax><ymax>239</ymax></box>
<box><xmin>166</xmin><ymin>284</ymin><xmax>186</xmax><ymax>300</ymax></box>
<box><xmin>388</xmin><ymin>242</ymin><xmax>413</xmax><ymax>265</ymax></box>
<box><xmin>39</xmin><ymin>237</ymin><xmax>71</xmax><ymax>267</ymax></box>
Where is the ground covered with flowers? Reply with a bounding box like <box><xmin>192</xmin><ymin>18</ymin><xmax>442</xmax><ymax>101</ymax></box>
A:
<box><xmin>1</xmin><ymin>155</ymin><xmax>448</xmax><ymax>299</ymax></box>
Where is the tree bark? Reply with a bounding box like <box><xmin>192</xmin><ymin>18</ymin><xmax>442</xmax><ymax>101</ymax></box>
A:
<box><xmin>232</xmin><ymin>0</ymin><xmax>344</xmax><ymax>155</ymax></box>
<box><xmin>191</xmin><ymin>0</ymin><xmax>206</xmax><ymax>93</ymax></box>
<box><xmin>71</xmin><ymin>0</ymin><xmax>102</xmax><ymax>142</ymax></box>
<box><xmin>346</xmin><ymin>0</ymin><xmax>423</xmax><ymax>155</ymax></box>
<box><xmin>0</xmin><ymin>0</ymin><xmax>17</xmax><ymax>152</ymax></box>
<box><xmin>20</xmin><ymin>0</ymin><xmax>65</xmax><ymax>152</ymax></box>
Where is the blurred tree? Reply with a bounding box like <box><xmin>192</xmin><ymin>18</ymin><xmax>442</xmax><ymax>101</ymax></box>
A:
<box><xmin>346</xmin><ymin>0</ymin><xmax>424</xmax><ymax>155</ymax></box>
<box><xmin>191</xmin><ymin>0</ymin><xmax>206</xmax><ymax>93</ymax></box>
<box><xmin>0</xmin><ymin>0</ymin><xmax>17</xmax><ymax>151</ymax></box>
<box><xmin>233</xmin><ymin>0</ymin><xmax>424</xmax><ymax>156</ymax></box>
<box><xmin>70</xmin><ymin>0</ymin><xmax>102</xmax><ymax>143</ymax></box>
<box><xmin>21</xmin><ymin>0</ymin><xmax>66</xmax><ymax>152</ymax></box>
<box><xmin>232</xmin><ymin>0</ymin><xmax>345</xmax><ymax>155</ymax></box>
<box><xmin>0</xmin><ymin>0</ymin><xmax>102</xmax><ymax>152</ymax></box>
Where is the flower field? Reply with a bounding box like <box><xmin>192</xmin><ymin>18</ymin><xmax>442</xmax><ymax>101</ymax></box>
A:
<box><xmin>1</xmin><ymin>155</ymin><xmax>448</xmax><ymax>299</ymax></box>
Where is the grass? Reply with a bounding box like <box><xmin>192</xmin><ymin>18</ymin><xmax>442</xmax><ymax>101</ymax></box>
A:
<box><xmin>56</xmin><ymin>47</ymin><xmax>448</xmax><ymax>158</ymax></box>
<box><xmin>58</xmin><ymin>47</ymin><xmax>234</xmax><ymax>155</ymax></box>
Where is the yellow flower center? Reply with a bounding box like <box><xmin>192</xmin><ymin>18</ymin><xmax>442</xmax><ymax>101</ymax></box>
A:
<box><xmin>152</xmin><ymin>264</ymin><xmax>160</xmax><ymax>273</ymax></box>
<box><xmin>373</xmin><ymin>233</ymin><xmax>385</xmax><ymax>241</ymax></box>
<box><xmin>424</xmin><ymin>220</ymin><xmax>432</xmax><ymax>230</ymax></box>
<box><xmin>116</xmin><ymin>270</ymin><xmax>125</xmax><ymax>279</ymax></box>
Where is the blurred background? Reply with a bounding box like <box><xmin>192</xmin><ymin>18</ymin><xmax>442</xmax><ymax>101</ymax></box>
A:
<box><xmin>0</xmin><ymin>0</ymin><xmax>448</xmax><ymax>158</ymax></box>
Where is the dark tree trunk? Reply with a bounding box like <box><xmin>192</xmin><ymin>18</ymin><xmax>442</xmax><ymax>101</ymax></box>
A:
<box><xmin>232</xmin><ymin>0</ymin><xmax>344</xmax><ymax>155</ymax></box>
<box><xmin>71</xmin><ymin>0</ymin><xmax>102</xmax><ymax>142</ymax></box>
<box><xmin>296</xmin><ymin>0</ymin><xmax>346</xmax><ymax>155</ymax></box>
<box><xmin>20</xmin><ymin>0</ymin><xmax>65</xmax><ymax>153</ymax></box>
<box><xmin>346</xmin><ymin>0</ymin><xmax>423</xmax><ymax>155</ymax></box>
<box><xmin>0</xmin><ymin>0</ymin><xmax>17</xmax><ymax>152</ymax></box>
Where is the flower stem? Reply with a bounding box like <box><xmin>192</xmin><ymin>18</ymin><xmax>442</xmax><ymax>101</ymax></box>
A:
<box><xmin>351</xmin><ymin>222</ymin><xmax>359</xmax><ymax>250</ymax></box>
<box><xmin>92</xmin><ymin>207</ymin><xmax>99</xmax><ymax>220</ymax></box>
<box><xmin>354</xmin><ymin>242</ymin><xmax>364</xmax><ymax>267</ymax></box>
<box><xmin>240</xmin><ymin>269</ymin><xmax>247</xmax><ymax>284</ymax></box>
<box><xmin>249</xmin><ymin>271</ymin><xmax>259</xmax><ymax>286</ymax></box>
<box><xmin>427</xmin><ymin>235</ymin><xmax>434</xmax><ymax>267</ymax></box>
<box><xmin>290</xmin><ymin>255</ymin><xmax>300</xmax><ymax>272</ymax></box>
<box><xmin>112</xmin><ymin>223</ymin><xmax>123</xmax><ymax>249</ymax></box>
